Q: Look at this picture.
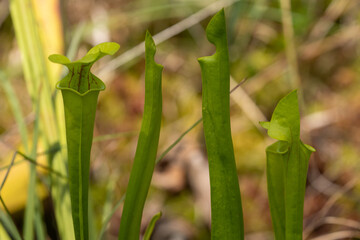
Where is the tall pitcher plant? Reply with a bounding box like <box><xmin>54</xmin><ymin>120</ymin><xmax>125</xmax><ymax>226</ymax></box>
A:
<box><xmin>49</xmin><ymin>42</ymin><xmax>120</xmax><ymax>240</ymax></box>
<box><xmin>198</xmin><ymin>9</ymin><xmax>244</xmax><ymax>240</ymax></box>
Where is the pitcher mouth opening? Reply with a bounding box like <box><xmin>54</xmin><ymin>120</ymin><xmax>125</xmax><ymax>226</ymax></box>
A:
<box><xmin>56</xmin><ymin>82</ymin><xmax>105</xmax><ymax>97</ymax></box>
<box><xmin>49</xmin><ymin>42</ymin><xmax>119</xmax><ymax>96</ymax></box>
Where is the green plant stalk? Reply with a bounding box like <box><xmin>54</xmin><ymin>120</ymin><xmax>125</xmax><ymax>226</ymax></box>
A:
<box><xmin>63</xmin><ymin>90</ymin><xmax>98</xmax><ymax>240</ymax></box>
<box><xmin>260</xmin><ymin>90</ymin><xmax>315</xmax><ymax>240</ymax></box>
<box><xmin>49</xmin><ymin>42</ymin><xmax>119</xmax><ymax>240</ymax></box>
<box><xmin>198</xmin><ymin>9</ymin><xmax>244</xmax><ymax>240</ymax></box>
<box><xmin>118</xmin><ymin>31</ymin><xmax>163</xmax><ymax>240</ymax></box>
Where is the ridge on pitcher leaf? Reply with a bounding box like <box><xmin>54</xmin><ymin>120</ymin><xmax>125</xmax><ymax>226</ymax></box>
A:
<box><xmin>49</xmin><ymin>42</ymin><xmax>120</xmax><ymax>95</ymax></box>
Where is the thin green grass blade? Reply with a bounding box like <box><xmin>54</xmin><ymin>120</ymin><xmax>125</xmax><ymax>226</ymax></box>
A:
<box><xmin>97</xmin><ymin>194</ymin><xmax>125</xmax><ymax>240</ymax></box>
<box><xmin>34</xmin><ymin>198</ymin><xmax>46</xmax><ymax>240</ymax></box>
<box><xmin>0</xmin><ymin>194</ymin><xmax>21</xmax><ymax>240</ymax></box>
<box><xmin>1</xmin><ymin>152</ymin><xmax>67</xmax><ymax>179</ymax></box>
<box><xmin>0</xmin><ymin>161</ymin><xmax>23</xmax><ymax>172</ymax></box>
<box><xmin>49</xmin><ymin>42</ymin><xmax>119</xmax><ymax>240</ymax></box>
<box><xmin>118</xmin><ymin>31</ymin><xmax>163</xmax><ymax>240</ymax></box>
<box><xmin>0</xmin><ymin>152</ymin><xmax>17</xmax><ymax>192</ymax></box>
<box><xmin>0</xmin><ymin>163</ymin><xmax>18</xmax><ymax>239</ymax></box>
<box><xmin>96</xmin><ymin>178</ymin><xmax>117</xmax><ymax>240</ymax></box>
<box><xmin>101</xmin><ymin>179</ymin><xmax>116</xmax><ymax>224</ymax></box>
<box><xmin>261</xmin><ymin>90</ymin><xmax>315</xmax><ymax>240</ymax></box>
<box><xmin>0</xmin><ymin>208</ymin><xmax>22</xmax><ymax>240</ymax></box>
<box><xmin>198</xmin><ymin>9</ymin><xmax>244</xmax><ymax>240</ymax></box>
<box><xmin>24</xmin><ymin>98</ymin><xmax>41</xmax><ymax>240</ymax></box>
<box><xmin>0</xmin><ymin>71</ymin><xmax>29</xmax><ymax>152</ymax></box>
<box><xmin>156</xmin><ymin>118</ymin><xmax>202</xmax><ymax>163</ymax></box>
<box><xmin>143</xmin><ymin>212</ymin><xmax>162</xmax><ymax>240</ymax></box>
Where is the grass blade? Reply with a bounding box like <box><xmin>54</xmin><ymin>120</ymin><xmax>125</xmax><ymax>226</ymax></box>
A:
<box><xmin>261</xmin><ymin>90</ymin><xmax>315</xmax><ymax>239</ymax></box>
<box><xmin>0</xmin><ymin>192</ymin><xmax>21</xmax><ymax>240</ymax></box>
<box><xmin>0</xmin><ymin>152</ymin><xmax>17</xmax><ymax>192</ymax></box>
<box><xmin>97</xmin><ymin>194</ymin><xmax>125</xmax><ymax>240</ymax></box>
<box><xmin>0</xmin><ymin>152</ymin><xmax>66</xmax><ymax>179</ymax></box>
<box><xmin>118</xmin><ymin>31</ymin><xmax>163</xmax><ymax>240</ymax></box>
<box><xmin>0</xmin><ymin>71</ymin><xmax>29</xmax><ymax>152</ymax></box>
<box><xmin>0</xmin><ymin>208</ymin><xmax>22</xmax><ymax>240</ymax></box>
<box><xmin>33</xmin><ymin>199</ymin><xmax>46</xmax><ymax>240</ymax></box>
<box><xmin>156</xmin><ymin>118</ymin><xmax>202</xmax><ymax>163</ymax></box>
<box><xmin>143</xmin><ymin>212</ymin><xmax>162</xmax><ymax>240</ymax></box>
<box><xmin>198</xmin><ymin>9</ymin><xmax>244</xmax><ymax>240</ymax></box>
<box><xmin>23</xmin><ymin>97</ymin><xmax>41</xmax><ymax>240</ymax></box>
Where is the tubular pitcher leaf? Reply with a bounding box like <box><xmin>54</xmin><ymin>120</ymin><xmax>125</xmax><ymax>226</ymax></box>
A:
<box><xmin>198</xmin><ymin>9</ymin><xmax>244</xmax><ymax>240</ymax></box>
<box><xmin>260</xmin><ymin>90</ymin><xmax>315</xmax><ymax>240</ymax></box>
<box><xmin>118</xmin><ymin>32</ymin><xmax>163</xmax><ymax>240</ymax></box>
<box><xmin>49</xmin><ymin>42</ymin><xmax>119</xmax><ymax>240</ymax></box>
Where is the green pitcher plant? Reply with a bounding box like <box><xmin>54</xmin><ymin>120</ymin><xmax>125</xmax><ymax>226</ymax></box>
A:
<box><xmin>198</xmin><ymin>9</ymin><xmax>244</xmax><ymax>240</ymax></box>
<box><xmin>118</xmin><ymin>31</ymin><xmax>163</xmax><ymax>240</ymax></box>
<box><xmin>49</xmin><ymin>42</ymin><xmax>120</xmax><ymax>240</ymax></box>
<box><xmin>260</xmin><ymin>90</ymin><xmax>315</xmax><ymax>240</ymax></box>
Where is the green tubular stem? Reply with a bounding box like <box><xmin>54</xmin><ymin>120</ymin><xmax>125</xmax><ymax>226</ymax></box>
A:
<box><xmin>61</xmin><ymin>90</ymin><xmax>99</xmax><ymax>240</ymax></box>
<box><xmin>266</xmin><ymin>141</ymin><xmax>287</xmax><ymax>240</ymax></box>
<box><xmin>261</xmin><ymin>90</ymin><xmax>315</xmax><ymax>240</ymax></box>
<box><xmin>118</xmin><ymin>31</ymin><xmax>163</xmax><ymax>240</ymax></box>
<box><xmin>198</xmin><ymin>9</ymin><xmax>244</xmax><ymax>240</ymax></box>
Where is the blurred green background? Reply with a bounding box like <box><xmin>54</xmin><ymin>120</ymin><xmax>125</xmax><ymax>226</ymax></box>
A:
<box><xmin>1</xmin><ymin>0</ymin><xmax>360</xmax><ymax>239</ymax></box>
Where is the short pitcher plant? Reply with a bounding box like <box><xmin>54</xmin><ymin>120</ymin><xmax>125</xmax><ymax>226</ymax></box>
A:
<box><xmin>261</xmin><ymin>90</ymin><xmax>315</xmax><ymax>240</ymax></box>
<box><xmin>49</xmin><ymin>42</ymin><xmax>120</xmax><ymax>240</ymax></box>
